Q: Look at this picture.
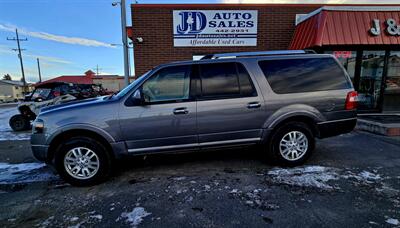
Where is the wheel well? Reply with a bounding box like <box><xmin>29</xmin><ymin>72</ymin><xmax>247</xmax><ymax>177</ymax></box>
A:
<box><xmin>47</xmin><ymin>129</ymin><xmax>114</xmax><ymax>162</ymax></box>
<box><xmin>271</xmin><ymin>116</ymin><xmax>319</xmax><ymax>138</ymax></box>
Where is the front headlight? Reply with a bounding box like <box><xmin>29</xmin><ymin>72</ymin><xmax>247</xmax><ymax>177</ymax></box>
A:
<box><xmin>33</xmin><ymin>119</ymin><xmax>44</xmax><ymax>134</ymax></box>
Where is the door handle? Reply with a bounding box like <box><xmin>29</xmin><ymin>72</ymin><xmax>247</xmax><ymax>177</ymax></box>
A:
<box><xmin>247</xmin><ymin>102</ymin><xmax>261</xmax><ymax>109</ymax></box>
<box><xmin>173</xmin><ymin>107</ymin><xmax>189</xmax><ymax>115</ymax></box>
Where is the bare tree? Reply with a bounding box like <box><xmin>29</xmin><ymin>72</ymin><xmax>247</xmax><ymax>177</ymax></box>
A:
<box><xmin>2</xmin><ymin>74</ymin><xmax>12</xmax><ymax>80</ymax></box>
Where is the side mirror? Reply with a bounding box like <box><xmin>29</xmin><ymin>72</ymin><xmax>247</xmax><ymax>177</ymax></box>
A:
<box><xmin>131</xmin><ymin>89</ymin><xmax>144</xmax><ymax>105</ymax></box>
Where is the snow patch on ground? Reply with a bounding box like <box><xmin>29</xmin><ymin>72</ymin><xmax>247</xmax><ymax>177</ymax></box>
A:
<box><xmin>0</xmin><ymin>162</ymin><xmax>58</xmax><ymax>184</ymax></box>
<box><xmin>267</xmin><ymin>166</ymin><xmax>340</xmax><ymax>189</ymax></box>
<box><xmin>119</xmin><ymin>207</ymin><xmax>151</xmax><ymax>227</ymax></box>
<box><xmin>0</xmin><ymin>107</ymin><xmax>30</xmax><ymax>141</ymax></box>
<box><xmin>386</xmin><ymin>218</ymin><xmax>399</xmax><ymax>225</ymax></box>
<box><xmin>37</xmin><ymin>216</ymin><xmax>54</xmax><ymax>227</ymax></box>
<box><xmin>343</xmin><ymin>170</ymin><xmax>382</xmax><ymax>183</ymax></box>
<box><xmin>69</xmin><ymin>217</ymin><xmax>79</xmax><ymax>222</ymax></box>
<box><xmin>267</xmin><ymin>166</ymin><xmax>388</xmax><ymax>190</ymax></box>
<box><xmin>90</xmin><ymin>214</ymin><xmax>103</xmax><ymax>220</ymax></box>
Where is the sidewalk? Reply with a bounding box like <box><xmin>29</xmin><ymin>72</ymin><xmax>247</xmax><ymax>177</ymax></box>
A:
<box><xmin>357</xmin><ymin>114</ymin><xmax>400</xmax><ymax>136</ymax></box>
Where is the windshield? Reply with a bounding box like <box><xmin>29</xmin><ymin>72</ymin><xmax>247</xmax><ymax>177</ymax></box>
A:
<box><xmin>31</xmin><ymin>88</ymin><xmax>51</xmax><ymax>100</ymax></box>
<box><xmin>115</xmin><ymin>70</ymin><xmax>151</xmax><ymax>98</ymax></box>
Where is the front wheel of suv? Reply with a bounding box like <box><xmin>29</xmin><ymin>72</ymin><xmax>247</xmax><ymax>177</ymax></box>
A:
<box><xmin>54</xmin><ymin>137</ymin><xmax>112</xmax><ymax>186</ymax></box>
<box><xmin>269</xmin><ymin>121</ymin><xmax>315</xmax><ymax>166</ymax></box>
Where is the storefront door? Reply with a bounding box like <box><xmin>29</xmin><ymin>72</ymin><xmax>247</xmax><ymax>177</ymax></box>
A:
<box><xmin>383</xmin><ymin>51</ymin><xmax>400</xmax><ymax>112</ymax></box>
<box><xmin>358</xmin><ymin>51</ymin><xmax>386</xmax><ymax>111</ymax></box>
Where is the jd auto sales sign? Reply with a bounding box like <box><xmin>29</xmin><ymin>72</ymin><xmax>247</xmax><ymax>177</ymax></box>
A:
<box><xmin>173</xmin><ymin>10</ymin><xmax>258</xmax><ymax>47</ymax></box>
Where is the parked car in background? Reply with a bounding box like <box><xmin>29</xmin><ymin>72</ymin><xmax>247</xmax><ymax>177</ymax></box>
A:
<box><xmin>9</xmin><ymin>82</ymin><xmax>108</xmax><ymax>131</ymax></box>
<box><xmin>31</xmin><ymin>50</ymin><xmax>358</xmax><ymax>186</ymax></box>
<box><xmin>0</xmin><ymin>95</ymin><xmax>18</xmax><ymax>103</ymax></box>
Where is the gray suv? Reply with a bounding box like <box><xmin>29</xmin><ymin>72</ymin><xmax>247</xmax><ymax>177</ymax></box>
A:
<box><xmin>31</xmin><ymin>50</ymin><xmax>358</xmax><ymax>186</ymax></box>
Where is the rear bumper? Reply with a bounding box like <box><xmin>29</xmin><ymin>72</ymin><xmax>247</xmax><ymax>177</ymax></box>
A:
<box><xmin>317</xmin><ymin>118</ymin><xmax>357</xmax><ymax>138</ymax></box>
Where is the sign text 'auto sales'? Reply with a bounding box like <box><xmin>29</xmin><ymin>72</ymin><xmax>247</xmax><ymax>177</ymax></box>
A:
<box><xmin>173</xmin><ymin>10</ymin><xmax>258</xmax><ymax>47</ymax></box>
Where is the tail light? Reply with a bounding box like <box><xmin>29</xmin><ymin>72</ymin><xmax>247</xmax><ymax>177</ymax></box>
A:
<box><xmin>345</xmin><ymin>91</ymin><xmax>358</xmax><ymax>110</ymax></box>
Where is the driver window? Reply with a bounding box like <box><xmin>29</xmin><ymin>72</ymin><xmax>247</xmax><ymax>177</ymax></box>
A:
<box><xmin>142</xmin><ymin>65</ymin><xmax>191</xmax><ymax>103</ymax></box>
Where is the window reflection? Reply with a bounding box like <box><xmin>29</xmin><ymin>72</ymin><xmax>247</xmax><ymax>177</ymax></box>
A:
<box><xmin>325</xmin><ymin>51</ymin><xmax>356</xmax><ymax>82</ymax></box>
<box><xmin>142</xmin><ymin>65</ymin><xmax>190</xmax><ymax>103</ymax></box>
<box><xmin>383</xmin><ymin>51</ymin><xmax>400</xmax><ymax>111</ymax></box>
<box><xmin>359</xmin><ymin>51</ymin><xmax>385</xmax><ymax>110</ymax></box>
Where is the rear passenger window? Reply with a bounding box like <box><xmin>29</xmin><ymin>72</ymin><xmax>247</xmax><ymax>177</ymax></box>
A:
<box><xmin>258</xmin><ymin>57</ymin><xmax>352</xmax><ymax>94</ymax></box>
<box><xmin>199</xmin><ymin>62</ymin><xmax>256</xmax><ymax>99</ymax></box>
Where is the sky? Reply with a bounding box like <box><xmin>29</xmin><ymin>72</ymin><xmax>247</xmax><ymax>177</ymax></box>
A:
<box><xmin>0</xmin><ymin>0</ymin><xmax>399</xmax><ymax>83</ymax></box>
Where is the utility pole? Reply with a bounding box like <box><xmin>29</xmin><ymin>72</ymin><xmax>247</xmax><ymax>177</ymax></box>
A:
<box><xmin>93</xmin><ymin>65</ymin><xmax>102</xmax><ymax>76</ymax></box>
<box><xmin>7</xmin><ymin>29</ymin><xmax>28</xmax><ymax>92</ymax></box>
<box><xmin>120</xmin><ymin>0</ymin><xmax>130</xmax><ymax>87</ymax></box>
<box><xmin>37</xmin><ymin>58</ymin><xmax>42</xmax><ymax>83</ymax></box>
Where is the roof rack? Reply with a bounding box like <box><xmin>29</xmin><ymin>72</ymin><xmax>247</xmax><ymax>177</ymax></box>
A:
<box><xmin>200</xmin><ymin>50</ymin><xmax>316</xmax><ymax>60</ymax></box>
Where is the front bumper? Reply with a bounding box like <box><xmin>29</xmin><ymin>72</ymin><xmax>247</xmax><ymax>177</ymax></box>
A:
<box><xmin>31</xmin><ymin>144</ymin><xmax>49</xmax><ymax>162</ymax></box>
<box><xmin>31</xmin><ymin>133</ymin><xmax>49</xmax><ymax>162</ymax></box>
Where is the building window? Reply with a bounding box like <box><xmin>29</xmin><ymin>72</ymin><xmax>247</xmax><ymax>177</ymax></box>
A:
<box><xmin>325</xmin><ymin>51</ymin><xmax>357</xmax><ymax>82</ymax></box>
<box><xmin>383</xmin><ymin>51</ymin><xmax>400</xmax><ymax>111</ymax></box>
<box><xmin>15</xmin><ymin>86</ymin><xmax>19</xmax><ymax>90</ymax></box>
<box><xmin>358</xmin><ymin>51</ymin><xmax>386</xmax><ymax>110</ymax></box>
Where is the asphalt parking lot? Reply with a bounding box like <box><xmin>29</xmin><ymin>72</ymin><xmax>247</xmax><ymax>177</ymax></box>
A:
<box><xmin>0</xmin><ymin>105</ymin><xmax>399</xmax><ymax>227</ymax></box>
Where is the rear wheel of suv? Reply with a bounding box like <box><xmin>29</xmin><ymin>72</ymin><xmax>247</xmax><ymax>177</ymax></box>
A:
<box><xmin>269</xmin><ymin>121</ymin><xmax>315</xmax><ymax>166</ymax></box>
<box><xmin>54</xmin><ymin>137</ymin><xmax>112</xmax><ymax>186</ymax></box>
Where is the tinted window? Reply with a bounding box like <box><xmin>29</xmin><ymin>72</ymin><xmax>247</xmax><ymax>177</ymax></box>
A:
<box><xmin>142</xmin><ymin>65</ymin><xmax>190</xmax><ymax>103</ymax></box>
<box><xmin>237</xmin><ymin>63</ymin><xmax>257</xmax><ymax>97</ymax></box>
<box><xmin>258</xmin><ymin>57</ymin><xmax>351</xmax><ymax>94</ymax></box>
<box><xmin>199</xmin><ymin>62</ymin><xmax>256</xmax><ymax>98</ymax></box>
<box><xmin>200</xmin><ymin>62</ymin><xmax>239</xmax><ymax>97</ymax></box>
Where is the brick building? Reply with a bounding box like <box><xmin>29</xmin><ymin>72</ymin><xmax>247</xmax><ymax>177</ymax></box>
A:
<box><xmin>130</xmin><ymin>4</ymin><xmax>321</xmax><ymax>76</ymax></box>
<box><xmin>129</xmin><ymin>4</ymin><xmax>400</xmax><ymax>112</ymax></box>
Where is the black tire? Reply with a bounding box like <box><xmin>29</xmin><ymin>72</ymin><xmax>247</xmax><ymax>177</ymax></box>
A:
<box><xmin>54</xmin><ymin>136</ymin><xmax>113</xmax><ymax>186</ymax></box>
<box><xmin>9</xmin><ymin>114</ymin><xmax>30</xmax><ymax>131</ymax></box>
<box><xmin>268</xmin><ymin>121</ymin><xmax>315</xmax><ymax>167</ymax></box>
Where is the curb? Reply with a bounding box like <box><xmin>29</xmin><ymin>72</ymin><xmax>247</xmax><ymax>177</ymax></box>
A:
<box><xmin>356</xmin><ymin>119</ymin><xmax>400</xmax><ymax>136</ymax></box>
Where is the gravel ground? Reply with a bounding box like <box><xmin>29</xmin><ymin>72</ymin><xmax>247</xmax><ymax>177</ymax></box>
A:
<box><xmin>0</xmin><ymin>131</ymin><xmax>399</xmax><ymax>227</ymax></box>
<box><xmin>0</xmin><ymin>106</ymin><xmax>399</xmax><ymax>227</ymax></box>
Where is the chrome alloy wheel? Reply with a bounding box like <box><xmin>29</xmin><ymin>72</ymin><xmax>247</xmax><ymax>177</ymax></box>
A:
<box><xmin>279</xmin><ymin>131</ymin><xmax>309</xmax><ymax>161</ymax></box>
<box><xmin>64</xmin><ymin>147</ymin><xmax>100</xmax><ymax>180</ymax></box>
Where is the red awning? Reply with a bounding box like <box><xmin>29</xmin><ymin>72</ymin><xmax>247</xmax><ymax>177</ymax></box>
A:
<box><xmin>289</xmin><ymin>7</ymin><xmax>400</xmax><ymax>49</ymax></box>
<box><xmin>34</xmin><ymin>76</ymin><xmax>94</xmax><ymax>87</ymax></box>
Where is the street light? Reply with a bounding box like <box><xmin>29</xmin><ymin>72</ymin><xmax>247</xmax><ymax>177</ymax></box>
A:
<box><xmin>112</xmin><ymin>0</ymin><xmax>130</xmax><ymax>87</ymax></box>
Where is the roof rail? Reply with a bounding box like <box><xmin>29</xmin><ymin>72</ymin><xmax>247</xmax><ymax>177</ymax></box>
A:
<box><xmin>201</xmin><ymin>50</ymin><xmax>316</xmax><ymax>60</ymax></box>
